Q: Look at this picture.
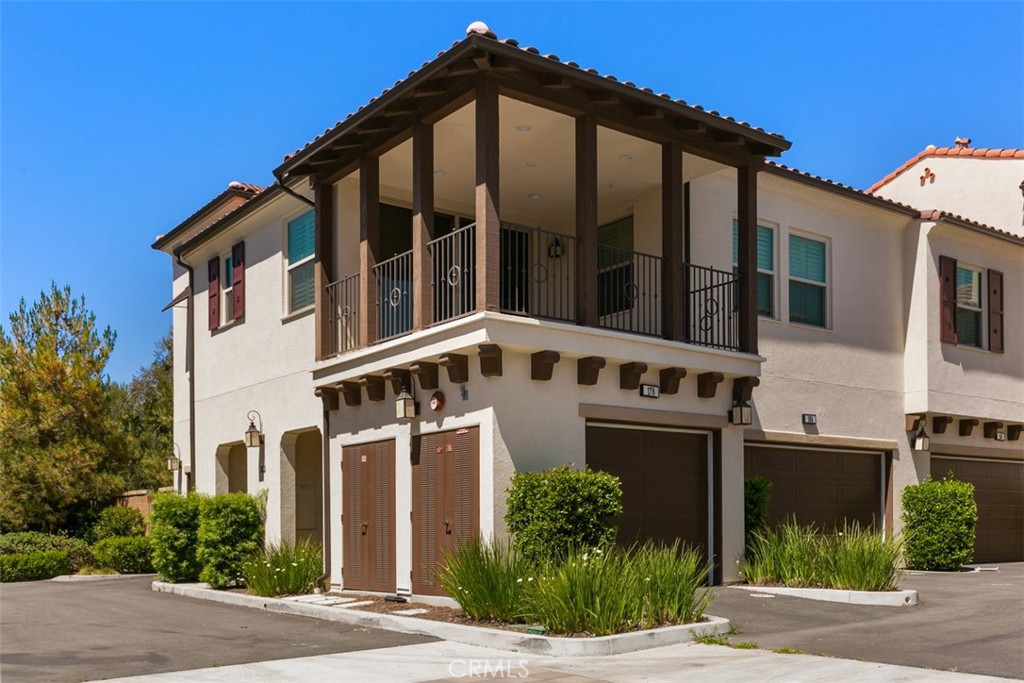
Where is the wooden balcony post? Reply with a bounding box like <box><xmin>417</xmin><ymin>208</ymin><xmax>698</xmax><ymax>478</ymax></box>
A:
<box><xmin>662</xmin><ymin>141</ymin><xmax>684</xmax><ymax>341</ymax></box>
<box><xmin>737</xmin><ymin>163</ymin><xmax>759</xmax><ymax>354</ymax></box>
<box><xmin>314</xmin><ymin>182</ymin><xmax>335</xmax><ymax>361</ymax></box>
<box><xmin>475</xmin><ymin>78</ymin><xmax>500</xmax><ymax>312</ymax></box>
<box><xmin>412</xmin><ymin>122</ymin><xmax>435</xmax><ymax>330</ymax></box>
<box><xmin>576</xmin><ymin>114</ymin><xmax>598</xmax><ymax>326</ymax></box>
<box><xmin>359</xmin><ymin>155</ymin><xmax>380</xmax><ymax>347</ymax></box>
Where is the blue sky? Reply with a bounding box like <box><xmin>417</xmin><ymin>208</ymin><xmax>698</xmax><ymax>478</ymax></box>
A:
<box><xmin>2</xmin><ymin>2</ymin><xmax>1021</xmax><ymax>383</ymax></box>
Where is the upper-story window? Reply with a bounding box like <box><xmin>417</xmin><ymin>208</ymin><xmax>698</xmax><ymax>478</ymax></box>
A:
<box><xmin>222</xmin><ymin>254</ymin><xmax>237</xmax><ymax>323</ymax></box>
<box><xmin>940</xmin><ymin>255</ymin><xmax>1004</xmax><ymax>352</ymax></box>
<box><xmin>788</xmin><ymin>233</ymin><xmax>828</xmax><ymax>328</ymax></box>
<box><xmin>287</xmin><ymin>211</ymin><xmax>315</xmax><ymax>313</ymax></box>
<box><xmin>732</xmin><ymin>220</ymin><xmax>775</xmax><ymax>318</ymax></box>
<box><xmin>207</xmin><ymin>241</ymin><xmax>245</xmax><ymax>332</ymax></box>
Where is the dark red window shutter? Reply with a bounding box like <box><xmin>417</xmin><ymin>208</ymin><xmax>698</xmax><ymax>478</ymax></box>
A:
<box><xmin>231</xmin><ymin>241</ymin><xmax>245</xmax><ymax>319</ymax></box>
<box><xmin>939</xmin><ymin>255</ymin><xmax>957</xmax><ymax>344</ymax></box>
<box><xmin>207</xmin><ymin>256</ymin><xmax>220</xmax><ymax>331</ymax></box>
<box><xmin>988</xmin><ymin>269</ymin><xmax>1003</xmax><ymax>353</ymax></box>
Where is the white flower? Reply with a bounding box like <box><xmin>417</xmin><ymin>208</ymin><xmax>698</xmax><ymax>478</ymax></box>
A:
<box><xmin>291</xmin><ymin>562</ymin><xmax>298</xmax><ymax>567</ymax></box>
<box><xmin>527</xmin><ymin>577</ymin><xmax>534</xmax><ymax>582</ymax></box>
<box><xmin>517</xmin><ymin>578</ymin><xmax>523</xmax><ymax>583</ymax></box>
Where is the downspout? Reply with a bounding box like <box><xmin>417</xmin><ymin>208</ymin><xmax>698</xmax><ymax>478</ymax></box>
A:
<box><xmin>173</xmin><ymin>247</ymin><xmax>197</xmax><ymax>492</ymax></box>
<box><xmin>314</xmin><ymin>389</ymin><xmax>334</xmax><ymax>592</ymax></box>
<box><xmin>273</xmin><ymin>172</ymin><xmax>316</xmax><ymax>208</ymax></box>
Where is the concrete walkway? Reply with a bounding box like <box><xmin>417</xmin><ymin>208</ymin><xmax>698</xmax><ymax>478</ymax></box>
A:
<box><xmin>89</xmin><ymin>640</ymin><xmax>1018</xmax><ymax>683</ymax></box>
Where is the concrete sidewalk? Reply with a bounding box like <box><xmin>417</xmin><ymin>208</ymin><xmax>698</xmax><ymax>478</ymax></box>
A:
<box><xmin>89</xmin><ymin>640</ymin><xmax>1018</xmax><ymax>683</ymax></box>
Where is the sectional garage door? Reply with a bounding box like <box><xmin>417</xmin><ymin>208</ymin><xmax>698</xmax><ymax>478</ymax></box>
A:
<box><xmin>745</xmin><ymin>445</ymin><xmax>883</xmax><ymax>531</ymax></box>
<box><xmin>931</xmin><ymin>456</ymin><xmax>1024</xmax><ymax>564</ymax></box>
<box><xmin>586</xmin><ymin>425</ymin><xmax>709</xmax><ymax>554</ymax></box>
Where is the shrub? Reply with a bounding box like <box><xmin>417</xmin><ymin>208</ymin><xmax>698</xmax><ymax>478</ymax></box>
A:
<box><xmin>87</xmin><ymin>506</ymin><xmax>145</xmax><ymax>544</ymax></box>
<box><xmin>93</xmin><ymin>536</ymin><xmax>154</xmax><ymax>574</ymax></box>
<box><xmin>242</xmin><ymin>539</ymin><xmax>323</xmax><ymax>597</ymax></box>
<box><xmin>0</xmin><ymin>550</ymin><xmax>70</xmax><ymax>582</ymax></box>
<box><xmin>197</xmin><ymin>493</ymin><xmax>264</xmax><ymax>589</ymax></box>
<box><xmin>743</xmin><ymin>520</ymin><xmax>903</xmax><ymax>591</ymax></box>
<box><xmin>744</xmin><ymin>477</ymin><xmax>772</xmax><ymax>552</ymax></box>
<box><xmin>0</xmin><ymin>532</ymin><xmax>93</xmax><ymax>572</ymax></box>
<box><xmin>505</xmin><ymin>466</ymin><xmax>623</xmax><ymax>563</ymax></box>
<box><xmin>901</xmin><ymin>476</ymin><xmax>978</xmax><ymax>571</ymax></box>
<box><xmin>438</xmin><ymin>537</ymin><xmax>535</xmax><ymax>622</ymax></box>
<box><xmin>631</xmin><ymin>541</ymin><xmax>712</xmax><ymax>627</ymax></box>
<box><xmin>150</xmin><ymin>492</ymin><xmax>202</xmax><ymax>582</ymax></box>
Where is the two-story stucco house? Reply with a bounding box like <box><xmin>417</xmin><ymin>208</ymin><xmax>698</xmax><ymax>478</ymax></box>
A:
<box><xmin>153</xmin><ymin>23</ymin><xmax>1022</xmax><ymax>593</ymax></box>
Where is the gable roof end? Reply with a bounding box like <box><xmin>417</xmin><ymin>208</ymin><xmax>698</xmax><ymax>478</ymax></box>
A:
<box><xmin>869</xmin><ymin>145</ymin><xmax>1024</xmax><ymax>195</ymax></box>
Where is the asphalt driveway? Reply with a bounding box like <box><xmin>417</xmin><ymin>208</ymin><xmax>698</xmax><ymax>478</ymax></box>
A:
<box><xmin>0</xmin><ymin>576</ymin><xmax>434</xmax><ymax>683</ymax></box>
<box><xmin>709</xmin><ymin>563</ymin><xmax>1024</xmax><ymax>679</ymax></box>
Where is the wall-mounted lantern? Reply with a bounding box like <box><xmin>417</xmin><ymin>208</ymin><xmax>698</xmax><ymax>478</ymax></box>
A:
<box><xmin>166</xmin><ymin>443</ymin><xmax>182</xmax><ymax>472</ymax></box>
<box><xmin>548</xmin><ymin>237</ymin><xmax>563</xmax><ymax>259</ymax></box>
<box><xmin>729</xmin><ymin>399</ymin><xmax>752</xmax><ymax>426</ymax></box>
<box><xmin>244</xmin><ymin>410</ymin><xmax>264</xmax><ymax>448</ymax></box>
<box><xmin>912</xmin><ymin>427</ymin><xmax>930</xmax><ymax>452</ymax></box>
<box><xmin>396</xmin><ymin>385</ymin><xmax>419</xmax><ymax>421</ymax></box>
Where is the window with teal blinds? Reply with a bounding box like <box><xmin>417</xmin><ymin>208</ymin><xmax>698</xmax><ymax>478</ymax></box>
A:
<box><xmin>287</xmin><ymin>211</ymin><xmax>316</xmax><ymax>312</ymax></box>
<box><xmin>788</xmin><ymin>234</ymin><xmax>827</xmax><ymax>327</ymax></box>
<box><xmin>731</xmin><ymin>220</ymin><xmax>774</xmax><ymax>317</ymax></box>
<box><xmin>955</xmin><ymin>266</ymin><xmax>982</xmax><ymax>348</ymax></box>
<box><xmin>288</xmin><ymin>211</ymin><xmax>315</xmax><ymax>265</ymax></box>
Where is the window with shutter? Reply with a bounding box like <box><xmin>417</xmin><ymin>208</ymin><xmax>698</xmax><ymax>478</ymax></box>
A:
<box><xmin>207</xmin><ymin>256</ymin><xmax>220</xmax><ymax>331</ymax></box>
<box><xmin>788</xmin><ymin>234</ymin><xmax>828</xmax><ymax>327</ymax></box>
<box><xmin>988</xmin><ymin>269</ymin><xmax>1003</xmax><ymax>353</ymax></box>
<box><xmin>938</xmin><ymin>255</ymin><xmax>957</xmax><ymax>343</ymax></box>
<box><xmin>287</xmin><ymin>211</ymin><xmax>316</xmax><ymax>313</ymax></box>
<box><xmin>955</xmin><ymin>265</ymin><xmax>983</xmax><ymax>348</ymax></box>
<box><xmin>732</xmin><ymin>220</ymin><xmax>775</xmax><ymax>317</ymax></box>
<box><xmin>232</xmin><ymin>241</ymin><xmax>245</xmax><ymax>319</ymax></box>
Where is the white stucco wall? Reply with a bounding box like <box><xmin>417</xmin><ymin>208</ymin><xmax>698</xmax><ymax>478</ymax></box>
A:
<box><xmin>874</xmin><ymin>155</ymin><xmax>1024</xmax><ymax>236</ymax></box>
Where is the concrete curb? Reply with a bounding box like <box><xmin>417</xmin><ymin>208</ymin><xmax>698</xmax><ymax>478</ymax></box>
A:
<box><xmin>53</xmin><ymin>573</ymin><xmax>158</xmax><ymax>582</ymax></box>
<box><xmin>153</xmin><ymin>581</ymin><xmax>731</xmax><ymax>656</ymax></box>
<box><xmin>733</xmin><ymin>584</ymin><xmax>919</xmax><ymax>606</ymax></box>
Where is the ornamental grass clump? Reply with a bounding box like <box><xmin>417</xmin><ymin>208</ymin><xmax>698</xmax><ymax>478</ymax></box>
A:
<box><xmin>632</xmin><ymin>540</ymin><xmax>712</xmax><ymax>628</ymax></box>
<box><xmin>822</xmin><ymin>522</ymin><xmax>903</xmax><ymax>591</ymax></box>
<box><xmin>438</xmin><ymin>536</ymin><xmax>534</xmax><ymax>622</ymax></box>
<box><xmin>242</xmin><ymin>539</ymin><xmax>323</xmax><ymax>597</ymax></box>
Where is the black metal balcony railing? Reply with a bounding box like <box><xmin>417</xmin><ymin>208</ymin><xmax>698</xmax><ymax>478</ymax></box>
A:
<box><xmin>685</xmin><ymin>263</ymin><xmax>740</xmax><ymax>351</ymax></box>
<box><xmin>373</xmin><ymin>250</ymin><xmax>413</xmax><ymax>342</ymax></box>
<box><xmin>499</xmin><ymin>222</ymin><xmax>576</xmax><ymax>324</ymax></box>
<box><xmin>428</xmin><ymin>223</ymin><xmax>476</xmax><ymax>325</ymax></box>
<box><xmin>597</xmin><ymin>244</ymin><xmax>662</xmax><ymax>337</ymax></box>
<box><xmin>326</xmin><ymin>273</ymin><xmax>359</xmax><ymax>356</ymax></box>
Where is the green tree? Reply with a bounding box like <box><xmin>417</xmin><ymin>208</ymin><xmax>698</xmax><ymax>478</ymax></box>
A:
<box><xmin>113</xmin><ymin>333</ymin><xmax>173</xmax><ymax>490</ymax></box>
<box><xmin>0</xmin><ymin>284</ymin><xmax>130</xmax><ymax>534</ymax></box>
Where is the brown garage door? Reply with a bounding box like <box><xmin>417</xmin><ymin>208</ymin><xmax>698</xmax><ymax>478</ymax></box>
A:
<box><xmin>412</xmin><ymin>427</ymin><xmax>480</xmax><ymax>596</ymax></box>
<box><xmin>931</xmin><ymin>456</ymin><xmax>1024</xmax><ymax>564</ymax></box>
<box><xmin>746</xmin><ymin>446</ymin><xmax>882</xmax><ymax>531</ymax></box>
<box><xmin>342</xmin><ymin>440</ymin><xmax>396</xmax><ymax>592</ymax></box>
<box><xmin>586</xmin><ymin>426</ymin><xmax>708</xmax><ymax>553</ymax></box>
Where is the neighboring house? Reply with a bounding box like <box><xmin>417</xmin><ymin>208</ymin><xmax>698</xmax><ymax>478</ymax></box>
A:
<box><xmin>153</xmin><ymin>24</ymin><xmax>1023</xmax><ymax>592</ymax></box>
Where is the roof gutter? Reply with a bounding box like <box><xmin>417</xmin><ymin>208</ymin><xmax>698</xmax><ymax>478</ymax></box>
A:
<box><xmin>929</xmin><ymin>214</ymin><xmax>1024</xmax><ymax>247</ymax></box>
<box><xmin>273</xmin><ymin>172</ymin><xmax>316</xmax><ymax>208</ymax></box>
<box><xmin>173</xmin><ymin>247</ymin><xmax>197</xmax><ymax>492</ymax></box>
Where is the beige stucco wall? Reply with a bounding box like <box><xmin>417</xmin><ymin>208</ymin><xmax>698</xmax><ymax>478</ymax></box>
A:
<box><xmin>875</xmin><ymin>155</ymin><xmax>1024</xmax><ymax>236</ymax></box>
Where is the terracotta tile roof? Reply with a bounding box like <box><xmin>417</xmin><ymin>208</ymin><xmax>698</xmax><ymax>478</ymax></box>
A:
<box><xmin>152</xmin><ymin>181</ymin><xmax>265</xmax><ymax>251</ymax></box>
<box><xmin>868</xmin><ymin>144</ymin><xmax>1024</xmax><ymax>194</ymax></box>
<box><xmin>917</xmin><ymin>209</ymin><xmax>1024</xmax><ymax>245</ymax></box>
<box><xmin>279</xmin><ymin>23</ymin><xmax>789</xmax><ymax>170</ymax></box>
<box><xmin>176</xmin><ymin>183</ymin><xmax>287</xmax><ymax>255</ymax></box>
<box><xmin>763</xmin><ymin>160</ymin><xmax>919</xmax><ymax>214</ymax></box>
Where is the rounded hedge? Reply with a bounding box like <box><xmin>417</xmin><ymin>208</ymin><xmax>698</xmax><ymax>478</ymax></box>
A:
<box><xmin>0</xmin><ymin>550</ymin><xmax>71</xmax><ymax>582</ymax></box>
<box><xmin>901</xmin><ymin>475</ymin><xmax>978</xmax><ymax>571</ymax></box>
<box><xmin>197</xmin><ymin>493</ymin><xmax>264</xmax><ymax>589</ymax></box>
<box><xmin>0</xmin><ymin>532</ymin><xmax>93</xmax><ymax>572</ymax></box>
<box><xmin>150</xmin><ymin>492</ymin><xmax>203</xmax><ymax>582</ymax></box>
<box><xmin>93</xmin><ymin>536</ymin><xmax>155</xmax><ymax>574</ymax></box>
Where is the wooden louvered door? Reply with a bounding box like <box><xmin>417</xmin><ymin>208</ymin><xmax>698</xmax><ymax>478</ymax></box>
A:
<box><xmin>412</xmin><ymin>427</ymin><xmax>479</xmax><ymax>596</ymax></box>
<box><xmin>342</xmin><ymin>440</ymin><xmax>395</xmax><ymax>592</ymax></box>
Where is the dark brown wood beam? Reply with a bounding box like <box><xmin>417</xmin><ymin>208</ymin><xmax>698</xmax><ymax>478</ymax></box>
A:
<box><xmin>959</xmin><ymin>418</ymin><xmax>979</xmax><ymax>437</ymax></box>
<box><xmin>531</xmin><ymin>350</ymin><xmax>560</xmax><ymax>381</ymax></box>
<box><xmin>383</xmin><ymin>368</ymin><xmax>412</xmax><ymax>395</ymax></box>
<box><xmin>1008</xmin><ymin>425</ymin><xmax>1022</xmax><ymax>441</ymax></box>
<box><xmin>439</xmin><ymin>353</ymin><xmax>469</xmax><ymax>384</ymax></box>
<box><xmin>576</xmin><ymin>114</ymin><xmax>598</xmax><ymax>327</ymax></box>
<box><xmin>478</xmin><ymin>344</ymin><xmax>503</xmax><ymax>377</ymax></box>
<box><xmin>358</xmin><ymin>155</ymin><xmax>380</xmax><ymax>348</ymax></box>
<box><xmin>732</xmin><ymin>376</ymin><xmax>760</xmax><ymax>402</ymax></box>
<box><xmin>983</xmin><ymin>421</ymin><xmax>1005</xmax><ymax>439</ymax></box>
<box><xmin>586</xmin><ymin>90</ymin><xmax>620</xmax><ymax>106</ymax></box>
<box><xmin>659</xmin><ymin>367</ymin><xmax>687</xmax><ymax>394</ymax></box>
<box><xmin>662</xmin><ymin>140</ymin><xmax>684</xmax><ymax>341</ymax></box>
<box><xmin>697</xmin><ymin>372</ymin><xmax>725</xmax><ymax>398</ymax></box>
<box><xmin>633</xmin><ymin>105</ymin><xmax>664</xmax><ymax>120</ymax></box>
<box><xmin>539</xmin><ymin>73</ymin><xmax>572</xmax><ymax>89</ymax></box>
<box><xmin>473</xmin><ymin>51</ymin><xmax>492</xmax><ymax>71</ymax></box>
<box><xmin>340</xmin><ymin>381</ymin><xmax>362</xmax><ymax>407</ymax></box>
<box><xmin>359</xmin><ymin>375</ymin><xmax>386</xmax><ymax>402</ymax></box>
<box><xmin>737</xmin><ymin>164</ymin><xmax>759</xmax><ymax>354</ymax></box>
<box><xmin>314</xmin><ymin>386</ymin><xmax>340</xmax><ymax>412</ymax></box>
<box><xmin>619</xmin><ymin>362</ymin><xmax>648</xmax><ymax>390</ymax></box>
<box><xmin>410</xmin><ymin>361</ymin><xmax>439</xmax><ymax>391</ymax></box>
<box><xmin>412</xmin><ymin>121</ymin><xmax>434</xmax><ymax>331</ymax></box>
<box><xmin>577</xmin><ymin>356</ymin><xmax>606</xmax><ymax>386</ymax></box>
<box><xmin>932</xmin><ymin>415</ymin><xmax>953</xmax><ymax>434</ymax></box>
<box><xmin>906</xmin><ymin>414</ymin><xmax>925</xmax><ymax>432</ymax></box>
<box><xmin>313</xmin><ymin>181</ymin><xmax>335</xmax><ymax>361</ymax></box>
<box><xmin>709</xmin><ymin>129</ymin><xmax>742</xmax><ymax>145</ymax></box>
<box><xmin>475</xmin><ymin>77</ymin><xmax>501</xmax><ymax>313</ymax></box>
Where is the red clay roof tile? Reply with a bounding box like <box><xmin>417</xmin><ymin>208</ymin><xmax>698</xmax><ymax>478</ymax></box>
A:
<box><xmin>869</xmin><ymin>145</ymin><xmax>1024</xmax><ymax>193</ymax></box>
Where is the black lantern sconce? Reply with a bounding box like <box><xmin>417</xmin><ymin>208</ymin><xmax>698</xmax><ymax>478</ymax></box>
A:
<box><xmin>244</xmin><ymin>410</ymin><xmax>264</xmax><ymax>448</ymax></box>
<box><xmin>912</xmin><ymin>427</ymin><xmax>930</xmax><ymax>452</ymax></box>
<box><xmin>729</xmin><ymin>399</ymin><xmax>753</xmax><ymax>426</ymax></box>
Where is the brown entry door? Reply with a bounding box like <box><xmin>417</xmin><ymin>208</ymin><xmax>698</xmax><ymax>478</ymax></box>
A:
<box><xmin>412</xmin><ymin>427</ymin><xmax>480</xmax><ymax>596</ymax></box>
<box><xmin>342</xmin><ymin>440</ymin><xmax>396</xmax><ymax>592</ymax></box>
<box><xmin>586</xmin><ymin>426</ymin><xmax>709</xmax><ymax>554</ymax></box>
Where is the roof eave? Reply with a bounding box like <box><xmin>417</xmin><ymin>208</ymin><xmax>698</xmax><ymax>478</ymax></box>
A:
<box><xmin>152</xmin><ymin>187</ymin><xmax>258</xmax><ymax>252</ymax></box>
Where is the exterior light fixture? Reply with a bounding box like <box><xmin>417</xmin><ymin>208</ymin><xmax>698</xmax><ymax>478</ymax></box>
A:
<box><xmin>166</xmin><ymin>443</ymin><xmax>182</xmax><ymax>472</ymax></box>
<box><xmin>548</xmin><ymin>237</ymin><xmax>563</xmax><ymax>259</ymax></box>
<box><xmin>244</xmin><ymin>410</ymin><xmax>264</xmax><ymax>448</ymax></box>
<box><xmin>912</xmin><ymin>427</ymin><xmax>930</xmax><ymax>452</ymax></box>
<box><xmin>396</xmin><ymin>384</ymin><xmax>419</xmax><ymax>421</ymax></box>
<box><xmin>729</xmin><ymin>399</ymin><xmax>753</xmax><ymax>426</ymax></box>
